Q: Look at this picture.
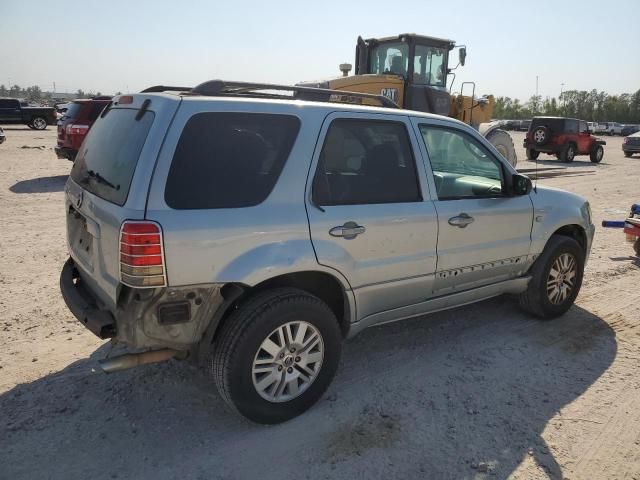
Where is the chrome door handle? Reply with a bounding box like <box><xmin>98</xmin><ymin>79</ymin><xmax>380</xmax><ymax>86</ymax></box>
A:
<box><xmin>448</xmin><ymin>213</ymin><xmax>474</xmax><ymax>228</ymax></box>
<box><xmin>329</xmin><ymin>221</ymin><xmax>366</xmax><ymax>239</ymax></box>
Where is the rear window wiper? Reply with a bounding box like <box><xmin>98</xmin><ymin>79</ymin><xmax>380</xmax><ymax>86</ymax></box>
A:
<box><xmin>87</xmin><ymin>170</ymin><xmax>119</xmax><ymax>190</ymax></box>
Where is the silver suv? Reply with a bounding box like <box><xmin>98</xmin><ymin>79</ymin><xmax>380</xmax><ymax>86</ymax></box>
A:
<box><xmin>60</xmin><ymin>81</ymin><xmax>595</xmax><ymax>424</ymax></box>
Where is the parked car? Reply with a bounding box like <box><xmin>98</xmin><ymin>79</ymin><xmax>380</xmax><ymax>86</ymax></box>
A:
<box><xmin>623</xmin><ymin>131</ymin><xmax>640</xmax><ymax>157</ymax></box>
<box><xmin>592</xmin><ymin>122</ymin><xmax>607</xmax><ymax>134</ymax></box>
<box><xmin>500</xmin><ymin>119</ymin><xmax>520</xmax><ymax>131</ymax></box>
<box><xmin>524</xmin><ymin>116</ymin><xmax>605</xmax><ymax>163</ymax></box>
<box><xmin>621</xmin><ymin>124</ymin><xmax>640</xmax><ymax>137</ymax></box>
<box><xmin>607</xmin><ymin>122</ymin><xmax>624</xmax><ymax>135</ymax></box>
<box><xmin>60</xmin><ymin>82</ymin><xmax>595</xmax><ymax>424</ymax></box>
<box><xmin>519</xmin><ymin>119</ymin><xmax>532</xmax><ymax>131</ymax></box>
<box><xmin>0</xmin><ymin>98</ymin><xmax>57</xmax><ymax>130</ymax></box>
<box><xmin>55</xmin><ymin>97</ymin><xmax>111</xmax><ymax>161</ymax></box>
<box><xmin>0</xmin><ymin>126</ymin><xmax>5</xmax><ymax>144</ymax></box>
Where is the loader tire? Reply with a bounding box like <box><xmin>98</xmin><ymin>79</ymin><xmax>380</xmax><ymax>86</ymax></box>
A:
<box><xmin>485</xmin><ymin>129</ymin><xmax>517</xmax><ymax>168</ymax></box>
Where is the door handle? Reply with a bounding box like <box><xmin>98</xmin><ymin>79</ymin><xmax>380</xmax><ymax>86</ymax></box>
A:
<box><xmin>329</xmin><ymin>221</ymin><xmax>366</xmax><ymax>239</ymax></box>
<box><xmin>448</xmin><ymin>213</ymin><xmax>474</xmax><ymax>228</ymax></box>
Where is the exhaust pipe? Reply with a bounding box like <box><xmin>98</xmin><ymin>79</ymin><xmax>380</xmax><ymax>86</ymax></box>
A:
<box><xmin>99</xmin><ymin>348</ymin><xmax>178</xmax><ymax>373</ymax></box>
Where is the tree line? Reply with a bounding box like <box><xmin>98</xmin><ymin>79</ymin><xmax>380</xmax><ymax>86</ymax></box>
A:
<box><xmin>0</xmin><ymin>84</ymin><xmax>115</xmax><ymax>103</ymax></box>
<box><xmin>493</xmin><ymin>89</ymin><xmax>640</xmax><ymax>124</ymax></box>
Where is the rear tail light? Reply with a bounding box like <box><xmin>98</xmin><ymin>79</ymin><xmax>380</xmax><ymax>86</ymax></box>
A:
<box><xmin>66</xmin><ymin>124</ymin><xmax>89</xmax><ymax>135</ymax></box>
<box><xmin>119</xmin><ymin>221</ymin><xmax>166</xmax><ymax>288</ymax></box>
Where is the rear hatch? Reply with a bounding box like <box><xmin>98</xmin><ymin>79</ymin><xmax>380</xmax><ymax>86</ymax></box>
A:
<box><xmin>57</xmin><ymin>102</ymin><xmax>84</xmax><ymax>147</ymax></box>
<box><xmin>528</xmin><ymin>117</ymin><xmax>565</xmax><ymax>141</ymax></box>
<box><xmin>65</xmin><ymin>94</ymin><xmax>180</xmax><ymax>310</ymax></box>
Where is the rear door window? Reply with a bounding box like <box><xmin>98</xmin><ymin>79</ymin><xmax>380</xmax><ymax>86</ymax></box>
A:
<box><xmin>312</xmin><ymin>119</ymin><xmax>421</xmax><ymax>205</ymax></box>
<box><xmin>164</xmin><ymin>113</ymin><xmax>300</xmax><ymax>209</ymax></box>
<box><xmin>566</xmin><ymin>120</ymin><xmax>578</xmax><ymax>134</ymax></box>
<box><xmin>0</xmin><ymin>99</ymin><xmax>18</xmax><ymax>108</ymax></box>
<box><xmin>70</xmin><ymin>108</ymin><xmax>155</xmax><ymax>206</ymax></box>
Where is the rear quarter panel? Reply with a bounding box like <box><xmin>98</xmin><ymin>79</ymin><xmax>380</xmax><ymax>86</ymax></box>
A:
<box><xmin>145</xmin><ymin>99</ymin><xmax>347</xmax><ymax>289</ymax></box>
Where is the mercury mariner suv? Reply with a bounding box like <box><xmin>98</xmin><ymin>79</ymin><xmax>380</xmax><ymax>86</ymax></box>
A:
<box><xmin>60</xmin><ymin>81</ymin><xmax>595</xmax><ymax>424</ymax></box>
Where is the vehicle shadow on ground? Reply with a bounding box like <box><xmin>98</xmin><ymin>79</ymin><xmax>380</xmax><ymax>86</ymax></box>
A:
<box><xmin>0</xmin><ymin>126</ymin><xmax>40</xmax><ymax>131</ymax></box>
<box><xmin>9</xmin><ymin>175</ymin><xmax>67</xmax><ymax>194</ymax></box>
<box><xmin>526</xmin><ymin>157</ymin><xmax>609</xmax><ymax>168</ymax></box>
<box><xmin>0</xmin><ymin>300</ymin><xmax>616</xmax><ymax>480</ymax></box>
<box><xmin>609</xmin><ymin>256</ymin><xmax>640</xmax><ymax>267</ymax></box>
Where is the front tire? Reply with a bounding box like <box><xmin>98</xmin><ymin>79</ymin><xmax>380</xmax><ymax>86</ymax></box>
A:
<box><xmin>519</xmin><ymin>235</ymin><xmax>584</xmax><ymax>319</ymax></box>
<box><xmin>210</xmin><ymin>288</ymin><xmax>342</xmax><ymax>424</ymax></box>
<box><xmin>590</xmin><ymin>145</ymin><xmax>604</xmax><ymax>163</ymax></box>
<box><xmin>624</xmin><ymin>152</ymin><xmax>633</xmax><ymax>158</ymax></box>
<box><xmin>559</xmin><ymin>143</ymin><xmax>576</xmax><ymax>162</ymax></box>
<box><xmin>526</xmin><ymin>148</ymin><xmax>540</xmax><ymax>160</ymax></box>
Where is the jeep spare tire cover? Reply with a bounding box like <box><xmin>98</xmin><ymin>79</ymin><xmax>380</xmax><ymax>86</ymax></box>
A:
<box><xmin>533</xmin><ymin>126</ymin><xmax>549</xmax><ymax>146</ymax></box>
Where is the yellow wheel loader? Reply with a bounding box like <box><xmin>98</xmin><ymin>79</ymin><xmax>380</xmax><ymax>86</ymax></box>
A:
<box><xmin>299</xmin><ymin>33</ymin><xmax>517</xmax><ymax>167</ymax></box>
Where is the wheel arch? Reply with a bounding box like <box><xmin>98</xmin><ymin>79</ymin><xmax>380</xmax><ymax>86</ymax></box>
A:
<box><xmin>213</xmin><ymin>270</ymin><xmax>353</xmax><ymax>343</ymax></box>
<box><xmin>548</xmin><ymin>224</ymin><xmax>587</xmax><ymax>258</ymax></box>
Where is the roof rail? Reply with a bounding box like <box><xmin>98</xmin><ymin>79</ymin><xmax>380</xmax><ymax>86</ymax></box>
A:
<box><xmin>140</xmin><ymin>80</ymin><xmax>398</xmax><ymax>109</ymax></box>
<box><xmin>140</xmin><ymin>85</ymin><xmax>193</xmax><ymax>93</ymax></box>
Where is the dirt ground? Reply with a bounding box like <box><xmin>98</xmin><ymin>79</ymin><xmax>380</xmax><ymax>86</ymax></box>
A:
<box><xmin>0</xmin><ymin>126</ymin><xmax>639</xmax><ymax>480</ymax></box>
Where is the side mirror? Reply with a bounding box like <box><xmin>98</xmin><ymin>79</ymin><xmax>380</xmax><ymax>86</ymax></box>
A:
<box><xmin>458</xmin><ymin>47</ymin><xmax>467</xmax><ymax>66</ymax></box>
<box><xmin>512</xmin><ymin>173</ymin><xmax>532</xmax><ymax>196</ymax></box>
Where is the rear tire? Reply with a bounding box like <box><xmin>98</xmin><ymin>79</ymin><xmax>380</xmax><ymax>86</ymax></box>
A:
<box><xmin>634</xmin><ymin>238</ymin><xmax>640</xmax><ymax>257</ymax></box>
<box><xmin>559</xmin><ymin>143</ymin><xmax>576</xmax><ymax>162</ymax></box>
<box><xmin>486</xmin><ymin>129</ymin><xmax>517</xmax><ymax>168</ymax></box>
<box><xmin>30</xmin><ymin>117</ymin><xmax>47</xmax><ymax>130</ymax></box>
<box><xmin>526</xmin><ymin>148</ymin><xmax>540</xmax><ymax>160</ymax></box>
<box><xmin>519</xmin><ymin>235</ymin><xmax>584</xmax><ymax>319</ymax></box>
<box><xmin>624</xmin><ymin>152</ymin><xmax>633</xmax><ymax>158</ymax></box>
<box><xmin>590</xmin><ymin>145</ymin><xmax>604</xmax><ymax>163</ymax></box>
<box><xmin>209</xmin><ymin>288</ymin><xmax>342</xmax><ymax>424</ymax></box>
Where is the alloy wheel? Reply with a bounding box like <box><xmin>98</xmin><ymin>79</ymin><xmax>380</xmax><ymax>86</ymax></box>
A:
<box><xmin>546</xmin><ymin>253</ymin><xmax>577</xmax><ymax>305</ymax></box>
<box><xmin>252</xmin><ymin>321</ymin><xmax>324</xmax><ymax>403</ymax></box>
<box><xmin>32</xmin><ymin>118</ymin><xmax>46</xmax><ymax>130</ymax></box>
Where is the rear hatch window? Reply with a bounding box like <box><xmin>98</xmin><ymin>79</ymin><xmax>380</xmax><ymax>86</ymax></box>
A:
<box><xmin>531</xmin><ymin>118</ymin><xmax>565</xmax><ymax>133</ymax></box>
<box><xmin>70</xmin><ymin>107</ymin><xmax>155</xmax><ymax>206</ymax></box>
<box><xmin>61</xmin><ymin>102</ymin><xmax>84</xmax><ymax>121</ymax></box>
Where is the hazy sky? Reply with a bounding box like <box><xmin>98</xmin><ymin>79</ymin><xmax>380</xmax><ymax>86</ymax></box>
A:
<box><xmin>1</xmin><ymin>0</ymin><xmax>638</xmax><ymax>100</ymax></box>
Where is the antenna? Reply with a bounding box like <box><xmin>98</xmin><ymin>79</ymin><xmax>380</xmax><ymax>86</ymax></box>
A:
<box><xmin>534</xmin><ymin>151</ymin><xmax>538</xmax><ymax>193</ymax></box>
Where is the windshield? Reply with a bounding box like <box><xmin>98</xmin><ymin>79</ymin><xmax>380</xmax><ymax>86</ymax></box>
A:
<box><xmin>70</xmin><ymin>107</ymin><xmax>155</xmax><ymax>206</ymax></box>
<box><xmin>369</xmin><ymin>41</ymin><xmax>409</xmax><ymax>76</ymax></box>
<box><xmin>413</xmin><ymin>45</ymin><xmax>447</xmax><ymax>87</ymax></box>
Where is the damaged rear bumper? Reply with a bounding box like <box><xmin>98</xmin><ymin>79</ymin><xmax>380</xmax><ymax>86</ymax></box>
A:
<box><xmin>60</xmin><ymin>258</ymin><xmax>116</xmax><ymax>339</ymax></box>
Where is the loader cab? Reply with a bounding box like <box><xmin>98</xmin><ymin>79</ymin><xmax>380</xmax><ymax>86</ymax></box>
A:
<box><xmin>355</xmin><ymin>34</ymin><xmax>456</xmax><ymax>115</ymax></box>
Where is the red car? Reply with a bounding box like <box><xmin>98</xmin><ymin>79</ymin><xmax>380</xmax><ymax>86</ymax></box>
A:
<box><xmin>523</xmin><ymin>116</ymin><xmax>606</xmax><ymax>163</ymax></box>
<box><xmin>55</xmin><ymin>97</ymin><xmax>111</xmax><ymax>161</ymax></box>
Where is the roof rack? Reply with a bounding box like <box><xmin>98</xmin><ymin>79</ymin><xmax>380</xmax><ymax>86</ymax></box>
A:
<box><xmin>140</xmin><ymin>85</ymin><xmax>193</xmax><ymax>93</ymax></box>
<box><xmin>140</xmin><ymin>80</ymin><xmax>398</xmax><ymax>109</ymax></box>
